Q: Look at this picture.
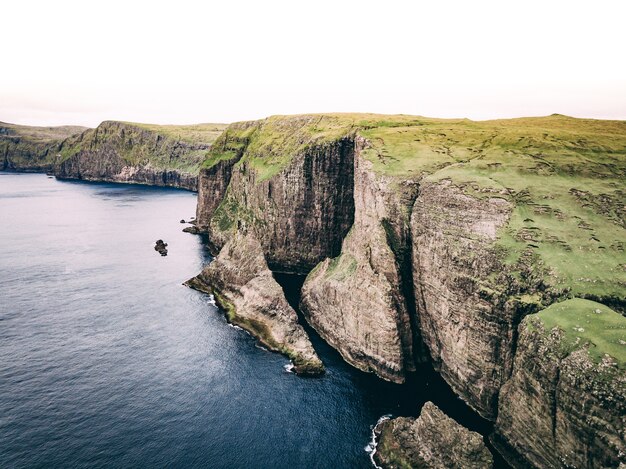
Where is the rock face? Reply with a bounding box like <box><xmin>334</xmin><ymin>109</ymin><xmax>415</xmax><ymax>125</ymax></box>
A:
<box><xmin>0</xmin><ymin>122</ymin><xmax>86</xmax><ymax>172</ymax></box>
<box><xmin>410</xmin><ymin>179</ymin><xmax>520</xmax><ymax>418</ymax></box>
<box><xmin>495</xmin><ymin>300</ymin><xmax>626</xmax><ymax>469</ymax></box>
<box><xmin>374</xmin><ymin>401</ymin><xmax>494</xmax><ymax>469</ymax></box>
<box><xmin>185</xmin><ymin>230</ymin><xmax>323</xmax><ymax>375</ymax></box>
<box><xmin>195</xmin><ymin>118</ymin><xmax>355</xmax><ymax>273</ymax></box>
<box><xmin>301</xmin><ymin>153</ymin><xmax>421</xmax><ymax>383</ymax></box>
<box><xmin>54</xmin><ymin>121</ymin><xmax>225</xmax><ymax>191</ymax></box>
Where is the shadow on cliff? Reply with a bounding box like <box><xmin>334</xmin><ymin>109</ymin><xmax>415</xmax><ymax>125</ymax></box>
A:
<box><xmin>273</xmin><ymin>272</ymin><xmax>513</xmax><ymax>469</ymax></box>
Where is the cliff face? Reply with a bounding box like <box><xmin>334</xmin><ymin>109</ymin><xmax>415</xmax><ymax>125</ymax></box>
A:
<box><xmin>374</xmin><ymin>401</ymin><xmax>494</xmax><ymax>468</ymax></box>
<box><xmin>55</xmin><ymin>121</ymin><xmax>226</xmax><ymax>191</ymax></box>
<box><xmin>192</xmin><ymin>113</ymin><xmax>626</xmax><ymax>465</ymax></box>
<box><xmin>495</xmin><ymin>299</ymin><xmax>625</xmax><ymax>468</ymax></box>
<box><xmin>185</xmin><ymin>230</ymin><xmax>323</xmax><ymax>374</ymax></box>
<box><xmin>196</xmin><ymin>118</ymin><xmax>355</xmax><ymax>272</ymax></box>
<box><xmin>411</xmin><ymin>180</ymin><xmax>520</xmax><ymax>418</ymax></box>
<box><xmin>0</xmin><ymin>122</ymin><xmax>86</xmax><ymax>172</ymax></box>
<box><xmin>301</xmin><ymin>150</ymin><xmax>421</xmax><ymax>383</ymax></box>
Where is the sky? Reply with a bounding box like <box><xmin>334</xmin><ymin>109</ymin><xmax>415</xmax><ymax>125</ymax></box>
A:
<box><xmin>2</xmin><ymin>0</ymin><xmax>625</xmax><ymax>127</ymax></box>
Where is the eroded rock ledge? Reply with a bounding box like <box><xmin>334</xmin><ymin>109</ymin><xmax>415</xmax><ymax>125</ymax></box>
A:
<box><xmin>374</xmin><ymin>401</ymin><xmax>494</xmax><ymax>469</ymax></box>
<box><xmin>185</xmin><ymin>230</ymin><xmax>323</xmax><ymax>375</ymax></box>
<box><xmin>494</xmin><ymin>299</ymin><xmax>626</xmax><ymax>468</ymax></box>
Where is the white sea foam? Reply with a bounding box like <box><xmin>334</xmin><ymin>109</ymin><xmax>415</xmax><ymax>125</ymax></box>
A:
<box><xmin>283</xmin><ymin>363</ymin><xmax>295</xmax><ymax>373</ymax></box>
<box><xmin>365</xmin><ymin>414</ymin><xmax>392</xmax><ymax>468</ymax></box>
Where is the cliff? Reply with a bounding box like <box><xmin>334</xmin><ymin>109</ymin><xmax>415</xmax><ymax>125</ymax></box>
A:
<box><xmin>374</xmin><ymin>401</ymin><xmax>494</xmax><ymax>468</ymax></box>
<box><xmin>185</xmin><ymin>230</ymin><xmax>323</xmax><ymax>375</ymax></box>
<box><xmin>55</xmin><ymin>121</ymin><xmax>226</xmax><ymax>190</ymax></box>
<box><xmin>192</xmin><ymin>113</ymin><xmax>625</xmax><ymax>465</ymax></box>
<box><xmin>495</xmin><ymin>299</ymin><xmax>625</xmax><ymax>468</ymax></box>
<box><xmin>0</xmin><ymin>121</ymin><xmax>86</xmax><ymax>171</ymax></box>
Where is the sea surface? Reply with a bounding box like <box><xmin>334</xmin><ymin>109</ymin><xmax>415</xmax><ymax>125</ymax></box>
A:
<box><xmin>0</xmin><ymin>172</ymin><xmax>503</xmax><ymax>468</ymax></box>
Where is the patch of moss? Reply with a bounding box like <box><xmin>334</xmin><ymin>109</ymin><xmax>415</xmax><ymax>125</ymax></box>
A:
<box><xmin>324</xmin><ymin>253</ymin><xmax>358</xmax><ymax>281</ymax></box>
<box><xmin>530</xmin><ymin>298</ymin><xmax>626</xmax><ymax>368</ymax></box>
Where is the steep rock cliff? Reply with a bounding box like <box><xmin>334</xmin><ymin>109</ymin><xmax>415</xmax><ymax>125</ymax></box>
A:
<box><xmin>410</xmin><ymin>179</ymin><xmax>528</xmax><ymax>419</ymax></box>
<box><xmin>185</xmin><ymin>230</ymin><xmax>323</xmax><ymax>375</ymax></box>
<box><xmin>374</xmin><ymin>401</ymin><xmax>494</xmax><ymax>468</ymax></box>
<box><xmin>495</xmin><ymin>299</ymin><xmax>625</xmax><ymax>468</ymax></box>
<box><xmin>197</xmin><ymin>117</ymin><xmax>355</xmax><ymax>272</ymax></box>
<box><xmin>0</xmin><ymin>122</ymin><xmax>86</xmax><ymax>171</ymax></box>
<box><xmin>301</xmin><ymin>151</ymin><xmax>421</xmax><ymax>383</ymax></box>
<box><xmin>55</xmin><ymin>121</ymin><xmax>225</xmax><ymax>190</ymax></box>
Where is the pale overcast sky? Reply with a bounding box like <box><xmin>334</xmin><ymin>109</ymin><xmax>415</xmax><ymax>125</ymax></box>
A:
<box><xmin>2</xmin><ymin>0</ymin><xmax>625</xmax><ymax>127</ymax></box>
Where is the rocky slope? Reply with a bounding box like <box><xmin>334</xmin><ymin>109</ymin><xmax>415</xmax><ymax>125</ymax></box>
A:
<box><xmin>185</xmin><ymin>230</ymin><xmax>323</xmax><ymax>375</ymax></box>
<box><xmin>374</xmin><ymin>401</ymin><xmax>494</xmax><ymax>468</ymax></box>
<box><xmin>55</xmin><ymin>121</ymin><xmax>226</xmax><ymax>190</ymax></box>
<box><xmin>192</xmin><ymin>113</ymin><xmax>626</xmax><ymax>466</ymax></box>
<box><xmin>494</xmin><ymin>299</ymin><xmax>625</xmax><ymax>468</ymax></box>
<box><xmin>0</xmin><ymin>121</ymin><xmax>86</xmax><ymax>171</ymax></box>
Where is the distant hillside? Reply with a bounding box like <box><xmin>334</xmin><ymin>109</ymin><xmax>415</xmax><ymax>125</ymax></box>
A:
<box><xmin>1</xmin><ymin>120</ymin><xmax>228</xmax><ymax>190</ymax></box>
<box><xmin>55</xmin><ymin>121</ymin><xmax>227</xmax><ymax>190</ymax></box>
<box><xmin>0</xmin><ymin>122</ymin><xmax>87</xmax><ymax>171</ymax></box>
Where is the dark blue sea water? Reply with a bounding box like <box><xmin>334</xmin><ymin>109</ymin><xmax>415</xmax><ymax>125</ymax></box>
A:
<box><xmin>0</xmin><ymin>172</ymin><xmax>502</xmax><ymax>468</ymax></box>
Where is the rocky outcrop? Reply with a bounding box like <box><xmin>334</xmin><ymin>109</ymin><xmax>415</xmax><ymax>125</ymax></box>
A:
<box><xmin>0</xmin><ymin>122</ymin><xmax>86</xmax><ymax>172</ymax></box>
<box><xmin>301</xmin><ymin>152</ymin><xmax>421</xmax><ymax>383</ymax></box>
<box><xmin>410</xmin><ymin>179</ymin><xmax>523</xmax><ymax>419</ymax></box>
<box><xmin>196</xmin><ymin>117</ymin><xmax>355</xmax><ymax>272</ymax></box>
<box><xmin>374</xmin><ymin>401</ymin><xmax>494</xmax><ymax>468</ymax></box>
<box><xmin>494</xmin><ymin>300</ymin><xmax>626</xmax><ymax>469</ymax></box>
<box><xmin>54</xmin><ymin>121</ymin><xmax>224</xmax><ymax>191</ymax></box>
<box><xmin>185</xmin><ymin>230</ymin><xmax>323</xmax><ymax>375</ymax></box>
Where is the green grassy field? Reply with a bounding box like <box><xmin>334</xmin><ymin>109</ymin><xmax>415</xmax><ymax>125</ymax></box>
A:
<box><xmin>128</xmin><ymin>122</ymin><xmax>227</xmax><ymax>144</ymax></box>
<box><xmin>0</xmin><ymin>121</ymin><xmax>88</xmax><ymax>142</ymax></box>
<box><xmin>530</xmin><ymin>298</ymin><xmax>625</xmax><ymax>367</ymax></box>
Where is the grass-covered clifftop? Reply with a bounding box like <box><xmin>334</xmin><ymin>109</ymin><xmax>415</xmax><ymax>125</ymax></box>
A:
<box><xmin>530</xmin><ymin>298</ymin><xmax>625</xmax><ymax>367</ymax></box>
<box><xmin>203</xmin><ymin>113</ymin><xmax>626</xmax><ymax>306</ymax></box>
<box><xmin>0</xmin><ymin>121</ymin><xmax>87</xmax><ymax>171</ymax></box>
<box><xmin>59</xmin><ymin>120</ymin><xmax>227</xmax><ymax>174</ymax></box>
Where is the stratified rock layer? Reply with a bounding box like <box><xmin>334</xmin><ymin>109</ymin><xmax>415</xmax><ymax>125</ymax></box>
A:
<box><xmin>410</xmin><ymin>179</ymin><xmax>519</xmax><ymax>418</ymax></box>
<box><xmin>185</xmin><ymin>231</ymin><xmax>323</xmax><ymax>375</ymax></box>
<box><xmin>55</xmin><ymin>121</ymin><xmax>223</xmax><ymax>190</ymax></box>
<box><xmin>301</xmin><ymin>153</ymin><xmax>420</xmax><ymax>383</ymax></box>
<box><xmin>495</xmin><ymin>300</ymin><xmax>626</xmax><ymax>469</ymax></box>
<box><xmin>374</xmin><ymin>401</ymin><xmax>493</xmax><ymax>469</ymax></box>
<box><xmin>198</xmin><ymin>120</ymin><xmax>355</xmax><ymax>273</ymax></box>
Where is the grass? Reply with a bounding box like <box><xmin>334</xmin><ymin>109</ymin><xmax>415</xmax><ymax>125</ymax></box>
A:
<box><xmin>1</xmin><ymin>121</ymin><xmax>88</xmax><ymax>169</ymax></box>
<box><xmin>530</xmin><ymin>298</ymin><xmax>626</xmax><ymax>367</ymax></box>
<box><xmin>324</xmin><ymin>253</ymin><xmax>358</xmax><ymax>281</ymax></box>
<box><xmin>419</xmin><ymin>116</ymin><xmax>626</xmax><ymax>300</ymax></box>
<box><xmin>127</xmin><ymin>122</ymin><xmax>227</xmax><ymax>144</ymax></box>
<box><xmin>0</xmin><ymin>121</ymin><xmax>88</xmax><ymax>142</ymax></box>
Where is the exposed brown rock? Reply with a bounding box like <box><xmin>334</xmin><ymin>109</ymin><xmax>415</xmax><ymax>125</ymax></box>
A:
<box><xmin>495</xmin><ymin>318</ymin><xmax>626</xmax><ymax>468</ymax></box>
<box><xmin>185</xmin><ymin>231</ymin><xmax>323</xmax><ymax>375</ymax></box>
<box><xmin>374</xmin><ymin>401</ymin><xmax>493</xmax><ymax>469</ymax></box>
<box><xmin>55</xmin><ymin>121</ymin><xmax>211</xmax><ymax>191</ymax></box>
<box><xmin>301</xmin><ymin>153</ymin><xmax>420</xmax><ymax>383</ymax></box>
<box><xmin>410</xmin><ymin>179</ymin><xmax>518</xmax><ymax>419</ymax></box>
<box><xmin>196</xmin><ymin>122</ymin><xmax>355</xmax><ymax>273</ymax></box>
